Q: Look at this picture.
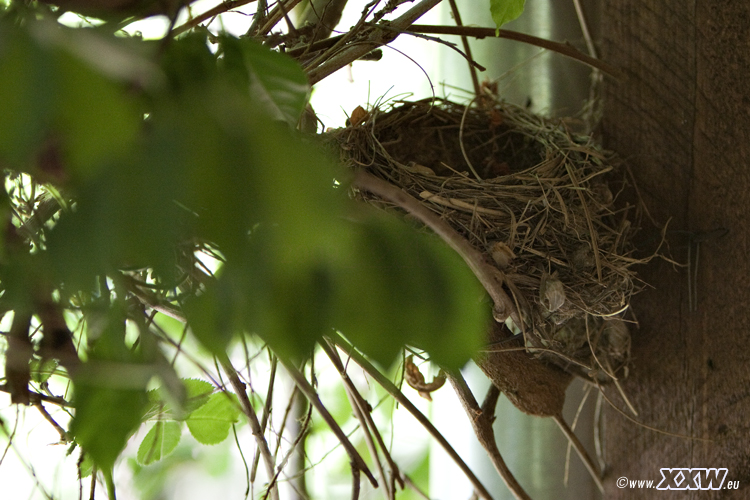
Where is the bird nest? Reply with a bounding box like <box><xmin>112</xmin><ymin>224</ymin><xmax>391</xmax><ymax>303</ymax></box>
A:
<box><xmin>327</xmin><ymin>97</ymin><xmax>646</xmax><ymax>382</ymax></box>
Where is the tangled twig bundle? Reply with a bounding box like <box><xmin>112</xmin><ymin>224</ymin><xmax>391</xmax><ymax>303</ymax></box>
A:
<box><xmin>330</xmin><ymin>97</ymin><xmax>646</xmax><ymax>382</ymax></box>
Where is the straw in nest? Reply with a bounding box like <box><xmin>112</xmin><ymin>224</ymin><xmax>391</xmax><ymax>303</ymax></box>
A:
<box><xmin>329</xmin><ymin>97</ymin><xmax>646</xmax><ymax>383</ymax></box>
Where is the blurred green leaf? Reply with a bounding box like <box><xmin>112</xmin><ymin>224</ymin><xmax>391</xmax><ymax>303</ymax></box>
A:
<box><xmin>71</xmin><ymin>383</ymin><xmax>149</xmax><ymax>471</ymax></box>
<box><xmin>0</xmin><ymin>24</ymin><xmax>50</xmax><ymax>168</ymax></box>
<box><xmin>330</xmin><ymin>211</ymin><xmax>488</xmax><ymax>370</ymax></box>
<box><xmin>30</xmin><ymin>358</ymin><xmax>58</xmax><ymax>384</ymax></box>
<box><xmin>185</xmin><ymin>392</ymin><xmax>241</xmax><ymax>445</ymax></box>
<box><xmin>490</xmin><ymin>0</ymin><xmax>526</xmax><ymax>29</ymax></box>
<box><xmin>79</xmin><ymin>453</ymin><xmax>95</xmax><ymax>479</ymax></box>
<box><xmin>0</xmin><ymin>20</ymin><xmax>141</xmax><ymax>178</ymax></box>
<box><xmin>221</xmin><ymin>37</ymin><xmax>310</xmax><ymax>126</ymax></box>
<box><xmin>137</xmin><ymin>421</ymin><xmax>182</xmax><ymax>465</ymax></box>
<box><xmin>70</xmin><ymin>302</ymin><xmax>153</xmax><ymax>470</ymax></box>
<box><xmin>144</xmin><ymin>377</ymin><xmax>213</xmax><ymax>421</ymax></box>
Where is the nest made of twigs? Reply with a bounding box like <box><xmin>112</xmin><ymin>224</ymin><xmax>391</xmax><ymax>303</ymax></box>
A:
<box><xmin>328</xmin><ymin>97</ymin><xmax>646</xmax><ymax>382</ymax></box>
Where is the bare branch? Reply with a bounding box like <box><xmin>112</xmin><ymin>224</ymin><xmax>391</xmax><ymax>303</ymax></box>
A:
<box><xmin>321</xmin><ymin>340</ymin><xmax>395</xmax><ymax>500</ymax></box>
<box><xmin>409</xmin><ymin>25</ymin><xmax>623</xmax><ymax>78</ymax></box>
<box><xmin>352</xmin><ymin>168</ymin><xmax>519</xmax><ymax>325</ymax></box>
<box><xmin>552</xmin><ymin>414</ymin><xmax>603</xmax><ymax>493</ymax></box>
<box><xmin>219</xmin><ymin>356</ymin><xmax>280</xmax><ymax>500</ymax></box>
<box><xmin>307</xmin><ymin>0</ymin><xmax>444</xmax><ymax>84</ymax></box>
<box><xmin>331</xmin><ymin>333</ymin><xmax>496</xmax><ymax>500</ymax></box>
<box><xmin>447</xmin><ymin>373</ymin><xmax>531</xmax><ymax>500</ymax></box>
<box><xmin>276</xmin><ymin>357</ymin><xmax>379</xmax><ymax>490</ymax></box>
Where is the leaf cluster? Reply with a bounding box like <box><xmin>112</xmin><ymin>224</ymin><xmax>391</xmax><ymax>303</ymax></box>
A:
<box><xmin>0</xmin><ymin>9</ymin><xmax>489</xmax><ymax>483</ymax></box>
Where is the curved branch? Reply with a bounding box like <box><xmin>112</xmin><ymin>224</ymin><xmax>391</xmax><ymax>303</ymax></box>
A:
<box><xmin>321</xmin><ymin>340</ymin><xmax>394</xmax><ymax>500</ymax></box>
<box><xmin>352</xmin><ymin>169</ymin><xmax>518</xmax><ymax>324</ymax></box>
<box><xmin>172</xmin><ymin>0</ymin><xmax>258</xmax><ymax>37</ymax></box>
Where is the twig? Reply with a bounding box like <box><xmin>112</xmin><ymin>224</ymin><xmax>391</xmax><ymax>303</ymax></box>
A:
<box><xmin>408</xmin><ymin>25</ymin><xmax>623</xmax><ymax>78</ymax></box>
<box><xmin>447</xmin><ymin>0</ymin><xmax>480</xmax><ymax>96</ymax></box>
<box><xmin>572</xmin><ymin>0</ymin><xmax>597</xmax><ymax>59</ymax></box>
<box><xmin>303</xmin><ymin>0</ymin><xmax>380</xmax><ymax>71</ymax></box>
<box><xmin>447</xmin><ymin>373</ymin><xmax>530</xmax><ymax>500</ymax></box>
<box><xmin>552</xmin><ymin>414</ymin><xmax>603</xmax><ymax>493</ymax></box>
<box><xmin>593</xmin><ymin>391</ymin><xmax>605</xmax><ymax>473</ymax></box>
<box><xmin>459</xmin><ymin>96</ymin><xmax>482</xmax><ymax>181</ymax></box>
<box><xmin>321</xmin><ymin>340</ymin><xmax>394</xmax><ymax>500</ymax></box>
<box><xmin>276</xmin><ymin>357</ymin><xmax>379</xmax><ymax>490</ymax></box>
<box><xmin>251</xmin><ymin>353</ymin><xmax>278</xmax><ymax>482</ymax></box>
<box><xmin>331</xmin><ymin>333</ymin><xmax>496</xmax><ymax>500</ymax></box>
<box><xmin>596</xmin><ymin>382</ymin><xmax>712</xmax><ymax>442</ymax></box>
<box><xmin>308</xmin><ymin>0</ymin><xmax>444</xmax><ymax>84</ymax></box>
<box><xmin>419</xmin><ymin>191</ymin><xmax>507</xmax><ymax>217</ymax></box>
<box><xmin>247</xmin><ymin>0</ymin><xmax>268</xmax><ymax>35</ymax></box>
<box><xmin>264</xmin><ymin>387</ymin><xmax>313</xmax><ymax>500</ymax></box>
<box><xmin>563</xmin><ymin>383</ymin><xmax>593</xmax><ymax>486</ymax></box>
<box><xmin>402</xmin><ymin>473</ymin><xmax>431</xmax><ymax>500</ymax></box>
<box><xmin>352</xmin><ymin>169</ymin><xmax>519</xmax><ymax>325</ymax></box>
<box><xmin>259</xmin><ymin>0</ymin><xmax>304</xmax><ymax>36</ymax></box>
<box><xmin>219</xmin><ymin>356</ymin><xmax>280</xmax><ymax>500</ymax></box>
<box><xmin>34</xmin><ymin>402</ymin><xmax>69</xmax><ymax>442</ymax></box>
<box><xmin>172</xmin><ymin>0</ymin><xmax>257</xmax><ymax>37</ymax></box>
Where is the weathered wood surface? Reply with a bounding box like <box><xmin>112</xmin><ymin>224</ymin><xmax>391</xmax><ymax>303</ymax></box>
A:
<box><xmin>600</xmin><ymin>1</ymin><xmax>750</xmax><ymax>498</ymax></box>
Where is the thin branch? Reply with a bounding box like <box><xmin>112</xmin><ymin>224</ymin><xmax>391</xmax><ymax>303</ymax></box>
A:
<box><xmin>251</xmin><ymin>353</ymin><xmax>277</xmax><ymax>482</ymax></box>
<box><xmin>447</xmin><ymin>0</ymin><xmax>480</xmax><ymax>96</ymax></box>
<box><xmin>307</xmin><ymin>0</ymin><xmax>444</xmax><ymax>84</ymax></box>
<box><xmin>303</xmin><ymin>0</ymin><xmax>381</xmax><ymax>71</ymax></box>
<box><xmin>259</xmin><ymin>0</ymin><xmax>305</xmax><ymax>37</ymax></box>
<box><xmin>572</xmin><ymin>0</ymin><xmax>597</xmax><ymax>59</ymax></box>
<box><xmin>321</xmin><ymin>340</ymin><xmax>395</xmax><ymax>500</ymax></box>
<box><xmin>447</xmin><ymin>373</ymin><xmax>531</xmax><ymax>500</ymax></box>
<box><xmin>352</xmin><ymin>169</ymin><xmax>519</xmax><ymax>325</ymax></box>
<box><xmin>172</xmin><ymin>0</ymin><xmax>258</xmax><ymax>37</ymax></box>
<box><xmin>264</xmin><ymin>387</ymin><xmax>313</xmax><ymax>500</ymax></box>
<box><xmin>408</xmin><ymin>25</ymin><xmax>623</xmax><ymax>78</ymax></box>
<box><xmin>552</xmin><ymin>414</ymin><xmax>603</xmax><ymax>493</ymax></box>
<box><xmin>331</xmin><ymin>333</ymin><xmax>496</xmax><ymax>500</ymax></box>
<box><xmin>34</xmin><ymin>402</ymin><xmax>69</xmax><ymax>442</ymax></box>
<box><xmin>276</xmin><ymin>357</ymin><xmax>379</xmax><ymax>490</ymax></box>
<box><xmin>219</xmin><ymin>356</ymin><xmax>280</xmax><ymax>500</ymax></box>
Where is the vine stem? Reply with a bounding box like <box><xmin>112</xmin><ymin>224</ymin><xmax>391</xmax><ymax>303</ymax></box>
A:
<box><xmin>447</xmin><ymin>0</ymin><xmax>480</xmax><ymax>96</ymax></box>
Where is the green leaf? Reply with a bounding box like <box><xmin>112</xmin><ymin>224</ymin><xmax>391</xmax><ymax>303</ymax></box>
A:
<box><xmin>330</xmin><ymin>211</ymin><xmax>489</xmax><ymax>370</ymax></box>
<box><xmin>69</xmin><ymin>302</ymin><xmax>153</xmax><ymax>470</ymax></box>
<box><xmin>185</xmin><ymin>392</ymin><xmax>241</xmax><ymax>445</ymax></box>
<box><xmin>0</xmin><ymin>20</ymin><xmax>141</xmax><ymax>178</ymax></box>
<box><xmin>70</xmin><ymin>383</ymin><xmax>149</xmax><ymax>471</ymax></box>
<box><xmin>222</xmin><ymin>36</ymin><xmax>310</xmax><ymax>126</ymax></box>
<box><xmin>79</xmin><ymin>453</ymin><xmax>95</xmax><ymax>479</ymax></box>
<box><xmin>144</xmin><ymin>378</ymin><xmax>213</xmax><ymax>421</ymax></box>
<box><xmin>137</xmin><ymin>421</ymin><xmax>182</xmax><ymax>465</ymax></box>
<box><xmin>490</xmin><ymin>0</ymin><xmax>526</xmax><ymax>29</ymax></box>
<box><xmin>30</xmin><ymin>358</ymin><xmax>58</xmax><ymax>384</ymax></box>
